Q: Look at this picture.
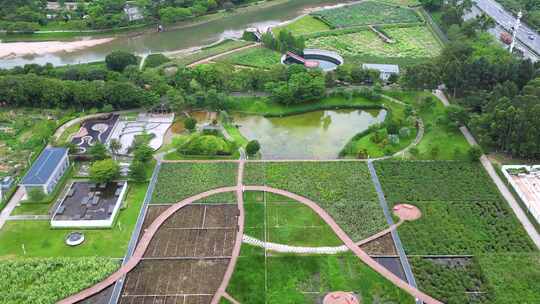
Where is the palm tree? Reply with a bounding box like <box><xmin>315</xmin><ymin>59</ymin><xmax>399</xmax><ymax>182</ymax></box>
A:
<box><xmin>109</xmin><ymin>139</ymin><xmax>122</xmax><ymax>159</ymax></box>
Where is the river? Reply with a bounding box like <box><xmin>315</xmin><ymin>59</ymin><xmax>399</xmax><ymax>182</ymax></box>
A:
<box><xmin>0</xmin><ymin>0</ymin><xmax>350</xmax><ymax>68</ymax></box>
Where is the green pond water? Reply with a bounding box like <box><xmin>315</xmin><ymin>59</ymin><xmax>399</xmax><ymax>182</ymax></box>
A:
<box><xmin>0</xmin><ymin>0</ymin><xmax>350</xmax><ymax>68</ymax></box>
<box><xmin>234</xmin><ymin>109</ymin><xmax>386</xmax><ymax>159</ymax></box>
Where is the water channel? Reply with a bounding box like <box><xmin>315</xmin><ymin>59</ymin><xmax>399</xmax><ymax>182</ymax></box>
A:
<box><xmin>0</xmin><ymin>0</ymin><xmax>351</xmax><ymax>68</ymax></box>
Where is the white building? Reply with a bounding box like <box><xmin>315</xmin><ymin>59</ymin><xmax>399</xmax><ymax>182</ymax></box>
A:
<box><xmin>124</xmin><ymin>4</ymin><xmax>144</xmax><ymax>22</ymax></box>
<box><xmin>20</xmin><ymin>147</ymin><xmax>69</xmax><ymax>195</ymax></box>
<box><xmin>362</xmin><ymin>64</ymin><xmax>400</xmax><ymax>81</ymax></box>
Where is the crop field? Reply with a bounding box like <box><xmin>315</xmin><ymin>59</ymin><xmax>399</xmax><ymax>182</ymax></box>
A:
<box><xmin>0</xmin><ymin>257</ymin><xmax>118</xmax><ymax>304</ymax></box>
<box><xmin>306</xmin><ymin>26</ymin><xmax>441</xmax><ymax>59</ymax></box>
<box><xmin>244</xmin><ymin>161</ymin><xmax>386</xmax><ymax>240</ymax></box>
<box><xmin>151</xmin><ymin>162</ymin><xmax>238</xmax><ymax>204</ymax></box>
<box><xmin>217</xmin><ymin>46</ymin><xmax>282</xmax><ymax>68</ymax></box>
<box><xmin>311</xmin><ymin>1</ymin><xmax>421</xmax><ymax>28</ymax></box>
<box><xmin>272</xmin><ymin>15</ymin><xmax>330</xmax><ymax>36</ymax></box>
<box><xmin>227</xmin><ymin>248</ymin><xmax>414</xmax><ymax>304</ymax></box>
<box><xmin>410</xmin><ymin>257</ymin><xmax>492</xmax><ymax>304</ymax></box>
<box><xmin>120</xmin><ymin>203</ymin><xmax>237</xmax><ymax>304</ymax></box>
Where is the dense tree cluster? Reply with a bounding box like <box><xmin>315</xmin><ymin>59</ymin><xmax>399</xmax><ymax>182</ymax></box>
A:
<box><xmin>261</xmin><ymin>29</ymin><xmax>305</xmax><ymax>54</ymax></box>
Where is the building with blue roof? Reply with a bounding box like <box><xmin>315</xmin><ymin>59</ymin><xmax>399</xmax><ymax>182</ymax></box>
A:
<box><xmin>21</xmin><ymin>147</ymin><xmax>70</xmax><ymax>195</ymax></box>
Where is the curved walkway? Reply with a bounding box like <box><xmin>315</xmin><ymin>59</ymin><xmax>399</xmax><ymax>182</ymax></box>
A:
<box><xmin>186</xmin><ymin>43</ymin><xmax>259</xmax><ymax>67</ymax></box>
<box><xmin>242</xmin><ymin>219</ymin><xmax>403</xmax><ymax>254</ymax></box>
<box><xmin>59</xmin><ymin>184</ymin><xmax>442</xmax><ymax>304</ymax></box>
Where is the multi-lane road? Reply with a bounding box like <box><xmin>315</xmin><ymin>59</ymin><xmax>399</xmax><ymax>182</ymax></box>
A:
<box><xmin>473</xmin><ymin>0</ymin><xmax>539</xmax><ymax>60</ymax></box>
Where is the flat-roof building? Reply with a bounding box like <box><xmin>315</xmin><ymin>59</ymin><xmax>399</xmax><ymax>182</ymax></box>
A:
<box><xmin>362</xmin><ymin>64</ymin><xmax>400</xmax><ymax>81</ymax></box>
<box><xmin>20</xmin><ymin>147</ymin><xmax>69</xmax><ymax>195</ymax></box>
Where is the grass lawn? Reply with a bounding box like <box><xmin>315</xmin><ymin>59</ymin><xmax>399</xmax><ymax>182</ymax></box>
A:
<box><xmin>227</xmin><ymin>248</ymin><xmax>414</xmax><ymax>303</ymax></box>
<box><xmin>272</xmin><ymin>15</ymin><xmax>330</xmax><ymax>36</ymax></box>
<box><xmin>216</xmin><ymin>46</ymin><xmax>281</xmax><ymax>68</ymax></box>
<box><xmin>311</xmin><ymin>1</ymin><xmax>421</xmax><ymax>27</ymax></box>
<box><xmin>244</xmin><ymin>191</ymin><xmax>342</xmax><ymax>247</ymax></box>
<box><xmin>167</xmin><ymin>39</ymin><xmax>253</xmax><ymax>67</ymax></box>
<box><xmin>10</xmin><ymin>203</ymin><xmax>51</xmax><ymax>215</ymax></box>
<box><xmin>56</xmin><ymin>122</ymin><xmax>81</xmax><ymax>145</ymax></box>
<box><xmin>151</xmin><ymin>162</ymin><xmax>238</xmax><ymax>204</ymax></box>
<box><xmin>225</xmin><ymin>95</ymin><xmax>383</xmax><ymax>117</ymax></box>
<box><xmin>306</xmin><ymin>26</ymin><xmax>441</xmax><ymax>59</ymax></box>
<box><xmin>0</xmin><ymin>181</ymin><xmax>149</xmax><ymax>258</ymax></box>
<box><xmin>244</xmin><ymin>161</ymin><xmax>385</xmax><ymax>241</ymax></box>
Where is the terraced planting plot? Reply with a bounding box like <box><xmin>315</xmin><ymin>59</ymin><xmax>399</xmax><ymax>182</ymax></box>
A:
<box><xmin>227</xmin><ymin>248</ymin><xmax>415</xmax><ymax>304</ymax></box>
<box><xmin>306</xmin><ymin>26</ymin><xmax>441</xmax><ymax>59</ymax></box>
<box><xmin>311</xmin><ymin>1</ymin><xmax>421</xmax><ymax>28</ymax></box>
<box><xmin>151</xmin><ymin>162</ymin><xmax>238</xmax><ymax>204</ymax></box>
<box><xmin>217</xmin><ymin>46</ymin><xmax>282</xmax><ymax>68</ymax></box>
<box><xmin>0</xmin><ymin>257</ymin><xmax>118</xmax><ymax>304</ymax></box>
<box><xmin>244</xmin><ymin>161</ymin><xmax>385</xmax><ymax>240</ymax></box>
<box><xmin>119</xmin><ymin>203</ymin><xmax>238</xmax><ymax>304</ymax></box>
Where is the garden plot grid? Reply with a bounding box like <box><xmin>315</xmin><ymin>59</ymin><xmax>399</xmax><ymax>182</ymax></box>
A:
<box><xmin>119</xmin><ymin>204</ymin><xmax>239</xmax><ymax>304</ymax></box>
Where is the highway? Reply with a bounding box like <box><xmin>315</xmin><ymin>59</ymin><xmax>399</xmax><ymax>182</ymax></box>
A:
<box><xmin>473</xmin><ymin>0</ymin><xmax>539</xmax><ymax>60</ymax></box>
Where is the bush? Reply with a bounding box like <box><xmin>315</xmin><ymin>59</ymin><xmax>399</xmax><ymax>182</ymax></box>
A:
<box><xmin>184</xmin><ymin>117</ymin><xmax>197</xmax><ymax>132</ymax></box>
<box><xmin>468</xmin><ymin>145</ymin><xmax>483</xmax><ymax>161</ymax></box>
<box><xmin>246</xmin><ymin>140</ymin><xmax>261</xmax><ymax>156</ymax></box>
<box><xmin>178</xmin><ymin>134</ymin><xmax>233</xmax><ymax>156</ymax></box>
<box><xmin>88</xmin><ymin>143</ymin><xmax>108</xmax><ymax>160</ymax></box>
<box><xmin>144</xmin><ymin>53</ymin><xmax>171</xmax><ymax>69</ymax></box>
<box><xmin>105</xmin><ymin>51</ymin><xmax>138</xmax><ymax>72</ymax></box>
<box><xmin>129</xmin><ymin>160</ymin><xmax>147</xmax><ymax>182</ymax></box>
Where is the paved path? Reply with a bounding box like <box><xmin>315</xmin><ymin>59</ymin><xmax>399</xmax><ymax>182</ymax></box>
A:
<box><xmin>0</xmin><ymin>187</ymin><xmax>24</xmax><ymax>230</ymax></box>
<box><xmin>367</xmin><ymin>161</ymin><xmax>419</xmax><ymax>297</ymax></box>
<box><xmin>7</xmin><ymin>214</ymin><xmax>50</xmax><ymax>220</ymax></box>
<box><xmin>186</xmin><ymin>43</ymin><xmax>259</xmax><ymax>67</ymax></box>
<box><xmin>434</xmin><ymin>90</ymin><xmax>540</xmax><ymax>249</ymax></box>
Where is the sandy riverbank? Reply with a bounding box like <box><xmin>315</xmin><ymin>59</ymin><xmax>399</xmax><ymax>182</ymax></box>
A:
<box><xmin>0</xmin><ymin>37</ymin><xmax>114</xmax><ymax>59</ymax></box>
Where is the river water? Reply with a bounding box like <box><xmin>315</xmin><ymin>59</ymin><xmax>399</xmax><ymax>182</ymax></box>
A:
<box><xmin>0</xmin><ymin>0</ymin><xmax>349</xmax><ymax>68</ymax></box>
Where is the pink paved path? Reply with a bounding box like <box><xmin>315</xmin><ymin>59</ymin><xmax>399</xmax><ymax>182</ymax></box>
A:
<box><xmin>59</xmin><ymin>177</ymin><xmax>441</xmax><ymax>304</ymax></box>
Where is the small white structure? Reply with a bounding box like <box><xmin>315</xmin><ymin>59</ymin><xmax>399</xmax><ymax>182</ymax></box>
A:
<box><xmin>124</xmin><ymin>3</ymin><xmax>144</xmax><ymax>22</ymax></box>
<box><xmin>20</xmin><ymin>147</ymin><xmax>70</xmax><ymax>195</ymax></box>
<box><xmin>502</xmin><ymin>165</ymin><xmax>540</xmax><ymax>224</ymax></box>
<box><xmin>47</xmin><ymin>2</ymin><xmax>78</xmax><ymax>11</ymax></box>
<box><xmin>362</xmin><ymin>63</ymin><xmax>400</xmax><ymax>81</ymax></box>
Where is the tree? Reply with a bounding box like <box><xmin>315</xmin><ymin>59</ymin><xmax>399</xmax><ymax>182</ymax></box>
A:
<box><xmin>184</xmin><ymin>117</ymin><xmax>197</xmax><ymax>132</ymax></box>
<box><xmin>468</xmin><ymin>145</ymin><xmax>483</xmax><ymax>161</ymax></box>
<box><xmin>133</xmin><ymin>143</ymin><xmax>153</xmax><ymax>163</ymax></box>
<box><xmin>128</xmin><ymin>160</ymin><xmax>147</xmax><ymax>182</ymax></box>
<box><xmin>109</xmin><ymin>139</ymin><xmax>122</xmax><ymax>156</ymax></box>
<box><xmin>88</xmin><ymin>143</ymin><xmax>108</xmax><ymax>160</ymax></box>
<box><xmin>105</xmin><ymin>51</ymin><xmax>138</xmax><ymax>72</ymax></box>
<box><xmin>245</xmin><ymin>140</ymin><xmax>260</xmax><ymax>156</ymax></box>
<box><xmin>89</xmin><ymin>159</ymin><xmax>120</xmax><ymax>183</ymax></box>
<box><xmin>445</xmin><ymin>104</ymin><xmax>468</xmax><ymax>127</ymax></box>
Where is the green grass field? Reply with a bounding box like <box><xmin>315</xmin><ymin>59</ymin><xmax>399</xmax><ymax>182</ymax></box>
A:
<box><xmin>0</xmin><ymin>181</ymin><xmax>148</xmax><ymax>258</ymax></box>
<box><xmin>306</xmin><ymin>26</ymin><xmax>441</xmax><ymax>59</ymax></box>
<box><xmin>151</xmin><ymin>162</ymin><xmax>238</xmax><ymax>204</ymax></box>
<box><xmin>273</xmin><ymin>15</ymin><xmax>330</xmax><ymax>36</ymax></box>
<box><xmin>244</xmin><ymin>161</ymin><xmax>385</xmax><ymax>240</ymax></box>
<box><xmin>216</xmin><ymin>46</ymin><xmax>282</xmax><ymax>68</ymax></box>
<box><xmin>312</xmin><ymin>1</ymin><xmax>421</xmax><ymax>28</ymax></box>
<box><xmin>166</xmin><ymin>39</ymin><xmax>253</xmax><ymax>67</ymax></box>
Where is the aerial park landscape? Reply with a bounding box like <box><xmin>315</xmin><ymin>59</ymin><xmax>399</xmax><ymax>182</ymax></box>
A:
<box><xmin>0</xmin><ymin>0</ymin><xmax>539</xmax><ymax>303</ymax></box>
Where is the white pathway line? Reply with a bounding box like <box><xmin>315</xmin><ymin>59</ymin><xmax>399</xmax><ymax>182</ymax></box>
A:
<box><xmin>0</xmin><ymin>187</ymin><xmax>24</xmax><ymax>230</ymax></box>
<box><xmin>433</xmin><ymin>90</ymin><xmax>540</xmax><ymax>250</ymax></box>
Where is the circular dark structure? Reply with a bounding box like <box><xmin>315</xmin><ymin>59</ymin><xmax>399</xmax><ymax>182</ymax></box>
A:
<box><xmin>282</xmin><ymin>49</ymin><xmax>343</xmax><ymax>71</ymax></box>
<box><xmin>65</xmin><ymin>232</ymin><xmax>85</xmax><ymax>246</ymax></box>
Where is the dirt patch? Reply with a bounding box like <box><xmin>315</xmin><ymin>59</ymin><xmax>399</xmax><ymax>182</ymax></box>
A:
<box><xmin>359</xmin><ymin>233</ymin><xmax>397</xmax><ymax>256</ymax></box>
<box><xmin>121</xmin><ymin>204</ymin><xmax>239</xmax><ymax>303</ymax></box>
<box><xmin>392</xmin><ymin>204</ymin><xmax>422</xmax><ymax>221</ymax></box>
<box><xmin>171</xmin><ymin>121</ymin><xmax>185</xmax><ymax>134</ymax></box>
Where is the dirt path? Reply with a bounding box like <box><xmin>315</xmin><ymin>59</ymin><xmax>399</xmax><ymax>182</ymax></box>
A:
<box><xmin>186</xmin><ymin>43</ymin><xmax>260</xmax><ymax>67</ymax></box>
<box><xmin>433</xmin><ymin>90</ymin><xmax>540</xmax><ymax>249</ymax></box>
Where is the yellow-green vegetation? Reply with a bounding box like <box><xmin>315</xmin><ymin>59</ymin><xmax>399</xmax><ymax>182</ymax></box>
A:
<box><xmin>306</xmin><ymin>26</ymin><xmax>441</xmax><ymax>59</ymax></box>
<box><xmin>217</xmin><ymin>46</ymin><xmax>282</xmax><ymax>68</ymax></box>
<box><xmin>0</xmin><ymin>257</ymin><xmax>118</xmax><ymax>304</ymax></box>
<box><xmin>0</xmin><ymin>180</ymin><xmax>150</xmax><ymax>258</ymax></box>
<box><xmin>272</xmin><ymin>15</ymin><xmax>330</xmax><ymax>36</ymax></box>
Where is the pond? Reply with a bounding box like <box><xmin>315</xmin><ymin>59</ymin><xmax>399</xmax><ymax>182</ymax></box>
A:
<box><xmin>233</xmin><ymin>109</ymin><xmax>386</xmax><ymax>159</ymax></box>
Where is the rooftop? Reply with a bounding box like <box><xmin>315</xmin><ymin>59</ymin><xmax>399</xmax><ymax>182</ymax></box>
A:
<box><xmin>21</xmin><ymin>147</ymin><xmax>68</xmax><ymax>185</ymax></box>
<box><xmin>362</xmin><ymin>63</ymin><xmax>400</xmax><ymax>74</ymax></box>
